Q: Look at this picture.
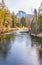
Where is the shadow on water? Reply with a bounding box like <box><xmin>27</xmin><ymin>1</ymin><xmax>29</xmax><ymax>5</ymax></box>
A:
<box><xmin>0</xmin><ymin>34</ymin><xmax>16</xmax><ymax>59</ymax></box>
<box><xmin>31</xmin><ymin>36</ymin><xmax>42</xmax><ymax>65</ymax></box>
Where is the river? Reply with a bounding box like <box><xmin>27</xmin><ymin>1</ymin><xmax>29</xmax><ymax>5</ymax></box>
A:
<box><xmin>0</xmin><ymin>31</ymin><xmax>42</xmax><ymax>65</ymax></box>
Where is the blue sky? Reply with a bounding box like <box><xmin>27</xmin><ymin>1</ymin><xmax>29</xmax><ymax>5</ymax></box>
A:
<box><xmin>0</xmin><ymin>0</ymin><xmax>42</xmax><ymax>14</ymax></box>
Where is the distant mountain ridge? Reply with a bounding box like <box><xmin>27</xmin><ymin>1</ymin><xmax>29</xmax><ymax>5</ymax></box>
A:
<box><xmin>16</xmin><ymin>11</ymin><xmax>33</xmax><ymax>19</ymax></box>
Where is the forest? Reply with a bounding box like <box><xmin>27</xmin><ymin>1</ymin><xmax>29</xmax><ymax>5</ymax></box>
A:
<box><xmin>0</xmin><ymin>1</ymin><xmax>42</xmax><ymax>34</ymax></box>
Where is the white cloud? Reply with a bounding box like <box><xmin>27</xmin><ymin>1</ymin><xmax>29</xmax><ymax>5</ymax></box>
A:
<box><xmin>1</xmin><ymin>0</ymin><xmax>42</xmax><ymax>14</ymax></box>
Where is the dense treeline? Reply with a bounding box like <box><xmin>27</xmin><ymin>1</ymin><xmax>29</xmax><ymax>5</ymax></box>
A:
<box><xmin>12</xmin><ymin>13</ymin><xmax>31</xmax><ymax>28</ymax></box>
<box><xmin>31</xmin><ymin>8</ymin><xmax>42</xmax><ymax>33</ymax></box>
<box><xmin>0</xmin><ymin>8</ymin><xmax>30</xmax><ymax>33</ymax></box>
<box><xmin>0</xmin><ymin>2</ymin><xmax>42</xmax><ymax>34</ymax></box>
<box><xmin>0</xmin><ymin>8</ymin><xmax>12</xmax><ymax>32</ymax></box>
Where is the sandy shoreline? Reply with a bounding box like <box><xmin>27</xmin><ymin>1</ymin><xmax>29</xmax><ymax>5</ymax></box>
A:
<box><xmin>0</xmin><ymin>27</ymin><xmax>29</xmax><ymax>35</ymax></box>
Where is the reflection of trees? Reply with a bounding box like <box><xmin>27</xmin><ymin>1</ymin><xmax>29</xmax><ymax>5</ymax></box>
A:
<box><xmin>31</xmin><ymin>36</ymin><xmax>42</xmax><ymax>47</ymax></box>
<box><xmin>38</xmin><ymin>48</ymin><xmax>42</xmax><ymax>65</ymax></box>
<box><xmin>0</xmin><ymin>34</ymin><xmax>11</xmax><ymax>59</ymax></box>
<box><xmin>0</xmin><ymin>34</ymin><xmax>16</xmax><ymax>59</ymax></box>
<box><xmin>31</xmin><ymin>37</ymin><xmax>42</xmax><ymax>65</ymax></box>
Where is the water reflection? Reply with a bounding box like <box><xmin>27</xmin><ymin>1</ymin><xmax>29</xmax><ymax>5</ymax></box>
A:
<box><xmin>0</xmin><ymin>34</ymin><xmax>16</xmax><ymax>59</ymax></box>
<box><xmin>0</xmin><ymin>33</ymin><xmax>42</xmax><ymax>65</ymax></box>
<box><xmin>31</xmin><ymin>37</ymin><xmax>42</xmax><ymax>65</ymax></box>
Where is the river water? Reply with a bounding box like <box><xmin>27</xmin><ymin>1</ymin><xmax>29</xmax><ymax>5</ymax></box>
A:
<box><xmin>0</xmin><ymin>31</ymin><xmax>42</xmax><ymax>65</ymax></box>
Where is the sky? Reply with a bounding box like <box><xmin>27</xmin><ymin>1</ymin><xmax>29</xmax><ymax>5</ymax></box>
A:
<box><xmin>0</xmin><ymin>0</ymin><xmax>42</xmax><ymax>14</ymax></box>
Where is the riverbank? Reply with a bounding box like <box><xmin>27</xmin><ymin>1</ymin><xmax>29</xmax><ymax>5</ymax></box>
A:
<box><xmin>31</xmin><ymin>33</ymin><xmax>42</xmax><ymax>38</ymax></box>
<box><xmin>0</xmin><ymin>28</ymin><xmax>42</xmax><ymax>39</ymax></box>
<box><xmin>7</xmin><ymin>27</ymin><xmax>28</xmax><ymax>31</ymax></box>
<box><xmin>0</xmin><ymin>27</ymin><xmax>28</xmax><ymax>35</ymax></box>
